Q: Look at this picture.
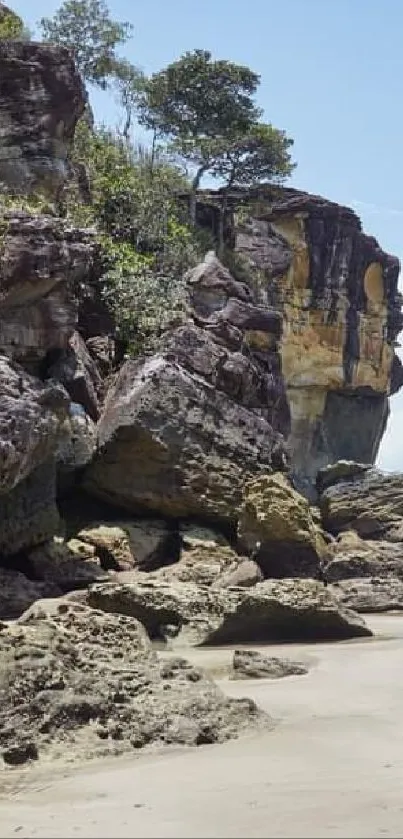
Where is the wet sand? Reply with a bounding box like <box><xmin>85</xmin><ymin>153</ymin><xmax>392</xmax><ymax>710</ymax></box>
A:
<box><xmin>2</xmin><ymin>614</ymin><xmax>403</xmax><ymax>838</ymax></box>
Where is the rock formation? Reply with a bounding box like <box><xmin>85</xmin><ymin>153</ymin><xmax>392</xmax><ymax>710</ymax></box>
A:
<box><xmin>84</xmin><ymin>253</ymin><xmax>290</xmax><ymax>523</ymax></box>
<box><xmin>1</xmin><ymin>15</ymin><xmax>402</xmax><ymax>771</ymax></box>
<box><xmin>0</xmin><ymin>598</ymin><xmax>269</xmax><ymax>765</ymax></box>
<box><xmin>0</xmin><ymin>38</ymin><xmax>86</xmax><ymax>195</ymax></box>
<box><xmin>194</xmin><ymin>188</ymin><xmax>403</xmax><ymax>497</ymax></box>
<box><xmin>317</xmin><ymin>463</ymin><xmax>403</xmax><ymax>612</ymax></box>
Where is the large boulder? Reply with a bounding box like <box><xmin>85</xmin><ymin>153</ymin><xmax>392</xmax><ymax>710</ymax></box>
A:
<box><xmin>0</xmin><ymin>40</ymin><xmax>86</xmax><ymax>196</ymax></box>
<box><xmin>331</xmin><ymin>577</ymin><xmax>403</xmax><ymax>613</ymax></box>
<box><xmin>238</xmin><ymin>473</ymin><xmax>325</xmax><ymax>577</ymax></box>
<box><xmin>318</xmin><ymin>464</ymin><xmax>403</xmax><ymax>537</ymax></box>
<box><xmin>76</xmin><ymin>519</ymin><xmax>171</xmax><ymax>571</ymax></box>
<box><xmin>0</xmin><ymin>357</ymin><xmax>69</xmax><ymax>554</ymax></box>
<box><xmin>218</xmin><ymin>187</ymin><xmax>403</xmax><ymax>498</ymax></box>
<box><xmin>0</xmin><ymin>567</ymin><xmax>60</xmax><ymax>620</ymax></box>
<box><xmin>88</xmin><ymin>576</ymin><xmax>371</xmax><ymax>647</ymax></box>
<box><xmin>0</xmin><ymin>598</ymin><xmax>270</xmax><ymax>766</ymax></box>
<box><xmin>84</xmin><ymin>254</ymin><xmax>290</xmax><ymax>523</ymax></box>
<box><xmin>324</xmin><ymin>530</ymin><xmax>403</xmax><ymax>582</ymax></box>
<box><xmin>0</xmin><ymin>213</ymin><xmax>94</xmax><ymax>373</ymax></box>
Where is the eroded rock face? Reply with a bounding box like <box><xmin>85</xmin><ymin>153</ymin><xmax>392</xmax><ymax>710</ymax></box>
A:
<box><xmin>232</xmin><ymin>649</ymin><xmax>308</xmax><ymax>680</ymax></box>
<box><xmin>0</xmin><ymin>214</ymin><xmax>94</xmax><ymax>372</ymax></box>
<box><xmin>318</xmin><ymin>466</ymin><xmax>403</xmax><ymax>537</ymax></box>
<box><xmin>88</xmin><ymin>576</ymin><xmax>371</xmax><ymax>646</ymax></box>
<box><xmin>238</xmin><ymin>472</ymin><xmax>325</xmax><ymax>578</ymax></box>
<box><xmin>0</xmin><ymin>356</ymin><xmax>68</xmax><ymax>554</ymax></box>
<box><xmin>84</xmin><ymin>254</ymin><xmax>290</xmax><ymax>523</ymax></box>
<box><xmin>195</xmin><ymin>188</ymin><xmax>403</xmax><ymax>497</ymax></box>
<box><xmin>331</xmin><ymin>577</ymin><xmax>403</xmax><ymax>613</ymax></box>
<box><xmin>0</xmin><ymin>599</ymin><xmax>269</xmax><ymax>765</ymax></box>
<box><xmin>0</xmin><ymin>40</ymin><xmax>86</xmax><ymax>195</ymax></box>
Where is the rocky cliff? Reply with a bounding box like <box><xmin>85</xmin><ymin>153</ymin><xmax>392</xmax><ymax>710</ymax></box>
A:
<box><xmin>2</xmin><ymin>16</ymin><xmax>403</xmax><ymax>769</ymax></box>
<box><xmin>194</xmin><ymin>188</ymin><xmax>403</xmax><ymax>497</ymax></box>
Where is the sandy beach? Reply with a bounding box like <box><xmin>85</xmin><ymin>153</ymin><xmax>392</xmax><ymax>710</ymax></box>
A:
<box><xmin>2</xmin><ymin>614</ymin><xmax>403</xmax><ymax>838</ymax></box>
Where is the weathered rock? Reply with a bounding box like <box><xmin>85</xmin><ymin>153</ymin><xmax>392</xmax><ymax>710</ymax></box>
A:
<box><xmin>84</xmin><ymin>254</ymin><xmax>290</xmax><ymax>522</ymax></box>
<box><xmin>0</xmin><ymin>355</ymin><xmax>68</xmax><ymax>493</ymax></box>
<box><xmin>317</xmin><ymin>460</ymin><xmax>371</xmax><ymax>494</ymax></box>
<box><xmin>88</xmin><ymin>577</ymin><xmax>371</xmax><ymax>647</ymax></box>
<box><xmin>324</xmin><ymin>530</ymin><xmax>403</xmax><ymax>582</ymax></box>
<box><xmin>331</xmin><ymin>577</ymin><xmax>403</xmax><ymax>613</ymax></box>
<box><xmin>194</xmin><ymin>188</ymin><xmax>403</xmax><ymax>497</ymax></box>
<box><xmin>0</xmin><ymin>214</ymin><xmax>94</xmax><ymax>371</ymax></box>
<box><xmin>0</xmin><ymin>460</ymin><xmax>62</xmax><ymax>555</ymax></box>
<box><xmin>0</xmin><ymin>40</ymin><xmax>86</xmax><ymax>195</ymax></box>
<box><xmin>319</xmin><ymin>466</ymin><xmax>403</xmax><ymax>537</ymax></box>
<box><xmin>157</xmin><ymin>543</ymin><xmax>245</xmax><ymax>588</ymax></box>
<box><xmin>0</xmin><ymin>567</ymin><xmax>60</xmax><ymax>620</ymax></box>
<box><xmin>48</xmin><ymin>331</ymin><xmax>103</xmax><ymax>421</ymax></box>
<box><xmin>213</xmin><ymin>559</ymin><xmax>263</xmax><ymax>589</ymax></box>
<box><xmin>232</xmin><ymin>649</ymin><xmax>308</xmax><ymax>680</ymax></box>
<box><xmin>0</xmin><ymin>357</ymin><xmax>70</xmax><ymax>554</ymax></box>
<box><xmin>238</xmin><ymin>473</ymin><xmax>325</xmax><ymax>577</ymax></box>
<box><xmin>76</xmin><ymin>519</ymin><xmax>170</xmax><ymax>571</ymax></box>
<box><xmin>57</xmin><ymin>402</ymin><xmax>97</xmax><ymax>478</ymax></box>
<box><xmin>0</xmin><ymin>598</ymin><xmax>269</xmax><ymax>765</ymax></box>
<box><xmin>26</xmin><ymin>537</ymin><xmax>107</xmax><ymax>591</ymax></box>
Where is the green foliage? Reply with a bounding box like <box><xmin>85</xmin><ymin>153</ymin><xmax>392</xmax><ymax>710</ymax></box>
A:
<box><xmin>138</xmin><ymin>48</ymin><xmax>295</xmax><ymax>203</ymax></box>
<box><xmin>40</xmin><ymin>0</ymin><xmax>134</xmax><ymax>89</ymax></box>
<box><xmin>0</xmin><ymin>5</ymin><xmax>27</xmax><ymax>39</ymax></box>
<box><xmin>66</xmin><ymin>123</ymin><xmax>210</xmax><ymax>354</ymax></box>
<box><xmin>207</xmin><ymin>123</ymin><xmax>295</xmax><ymax>187</ymax></box>
<box><xmin>139</xmin><ymin>49</ymin><xmax>261</xmax><ymax>142</ymax></box>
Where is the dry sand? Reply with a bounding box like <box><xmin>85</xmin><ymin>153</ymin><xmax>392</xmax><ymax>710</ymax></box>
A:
<box><xmin>2</xmin><ymin>614</ymin><xmax>403</xmax><ymax>838</ymax></box>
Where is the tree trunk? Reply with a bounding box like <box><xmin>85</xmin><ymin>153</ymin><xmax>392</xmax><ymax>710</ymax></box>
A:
<box><xmin>190</xmin><ymin>165</ymin><xmax>207</xmax><ymax>225</ymax></box>
<box><xmin>218</xmin><ymin>191</ymin><xmax>229</xmax><ymax>259</ymax></box>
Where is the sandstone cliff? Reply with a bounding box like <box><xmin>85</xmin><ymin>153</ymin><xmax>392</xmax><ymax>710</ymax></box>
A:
<box><xmin>194</xmin><ymin>188</ymin><xmax>403</xmax><ymax>496</ymax></box>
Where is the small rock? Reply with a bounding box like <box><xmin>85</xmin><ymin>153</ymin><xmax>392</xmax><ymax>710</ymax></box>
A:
<box><xmin>3</xmin><ymin>742</ymin><xmax>38</xmax><ymax>766</ymax></box>
<box><xmin>232</xmin><ymin>649</ymin><xmax>308</xmax><ymax>680</ymax></box>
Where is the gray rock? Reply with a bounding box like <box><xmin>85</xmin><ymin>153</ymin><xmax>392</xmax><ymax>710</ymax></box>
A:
<box><xmin>214</xmin><ymin>559</ymin><xmax>263</xmax><ymax>589</ymax></box>
<box><xmin>88</xmin><ymin>576</ymin><xmax>371</xmax><ymax>647</ymax></box>
<box><xmin>319</xmin><ymin>467</ymin><xmax>403</xmax><ymax>537</ymax></box>
<box><xmin>0</xmin><ymin>567</ymin><xmax>60</xmax><ymax>620</ymax></box>
<box><xmin>0</xmin><ymin>599</ymin><xmax>270</xmax><ymax>766</ymax></box>
<box><xmin>324</xmin><ymin>531</ymin><xmax>403</xmax><ymax>582</ymax></box>
<box><xmin>84</xmin><ymin>254</ymin><xmax>289</xmax><ymax>523</ymax></box>
<box><xmin>331</xmin><ymin>577</ymin><xmax>403</xmax><ymax>613</ymax></box>
<box><xmin>232</xmin><ymin>649</ymin><xmax>308</xmax><ymax>680</ymax></box>
<box><xmin>0</xmin><ymin>40</ymin><xmax>86</xmax><ymax>196</ymax></box>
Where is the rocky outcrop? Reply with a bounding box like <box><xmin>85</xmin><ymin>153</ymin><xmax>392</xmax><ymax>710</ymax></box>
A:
<box><xmin>232</xmin><ymin>649</ymin><xmax>308</xmax><ymax>680</ymax></box>
<box><xmin>331</xmin><ymin>577</ymin><xmax>403</xmax><ymax>613</ymax></box>
<box><xmin>323</xmin><ymin>530</ymin><xmax>403</xmax><ymax>582</ymax></box>
<box><xmin>195</xmin><ymin>188</ymin><xmax>403</xmax><ymax>497</ymax></box>
<box><xmin>0</xmin><ymin>214</ymin><xmax>94</xmax><ymax>373</ymax></box>
<box><xmin>0</xmin><ymin>39</ymin><xmax>86</xmax><ymax>195</ymax></box>
<box><xmin>238</xmin><ymin>472</ymin><xmax>325</xmax><ymax>578</ymax></box>
<box><xmin>84</xmin><ymin>253</ymin><xmax>290</xmax><ymax>523</ymax></box>
<box><xmin>0</xmin><ymin>598</ymin><xmax>269</xmax><ymax>765</ymax></box>
<box><xmin>0</xmin><ymin>357</ymin><xmax>70</xmax><ymax>553</ymax></box>
<box><xmin>88</xmin><ymin>577</ymin><xmax>371</xmax><ymax>646</ymax></box>
<box><xmin>318</xmin><ymin>465</ymin><xmax>403</xmax><ymax>537</ymax></box>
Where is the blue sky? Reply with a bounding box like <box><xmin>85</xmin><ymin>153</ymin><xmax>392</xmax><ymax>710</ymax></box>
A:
<box><xmin>12</xmin><ymin>0</ymin><xmax>403</xmax><ymax>469</ymax></box>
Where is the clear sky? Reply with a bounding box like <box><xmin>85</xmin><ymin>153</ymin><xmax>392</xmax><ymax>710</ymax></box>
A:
<box><xmin>12</xmin><ymin>0</ymin><xmax>403</xmax><ymax>469</ymax></box>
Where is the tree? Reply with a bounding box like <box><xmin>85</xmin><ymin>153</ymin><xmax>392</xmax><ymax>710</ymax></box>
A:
<box><xmin>0</xmin><ymin>3</ymin><xmax>29</xmax><ymax>39</ymax></box>
<box><xmin>201</xmin><ymin>123</ymin><xmax>295</xmax><ymax>253</ymax></box>
<box><xmin>138</xmin><ymin>49</ymin><xmax>263</xmax><ymax>218</ymax></box>
<box><xmin>40</xmin><ymin>0</ymin><xmax>133</xmax><ymax>89</ymax></box>
<box><xmin>112</xmin><ymin>60</ymin><xmax>147</xmax><ymax>143</ymax></box>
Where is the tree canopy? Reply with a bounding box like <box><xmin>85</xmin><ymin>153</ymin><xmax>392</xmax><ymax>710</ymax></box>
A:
<box><xmin>40</xmin><ymin>0</ymin><xmax>134</xmax><ymax>89</ymax></box>
<box><xmin>139</xmin><ymin>48</ymin><xmax>295</xmax><ymax>205</ymax></box>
